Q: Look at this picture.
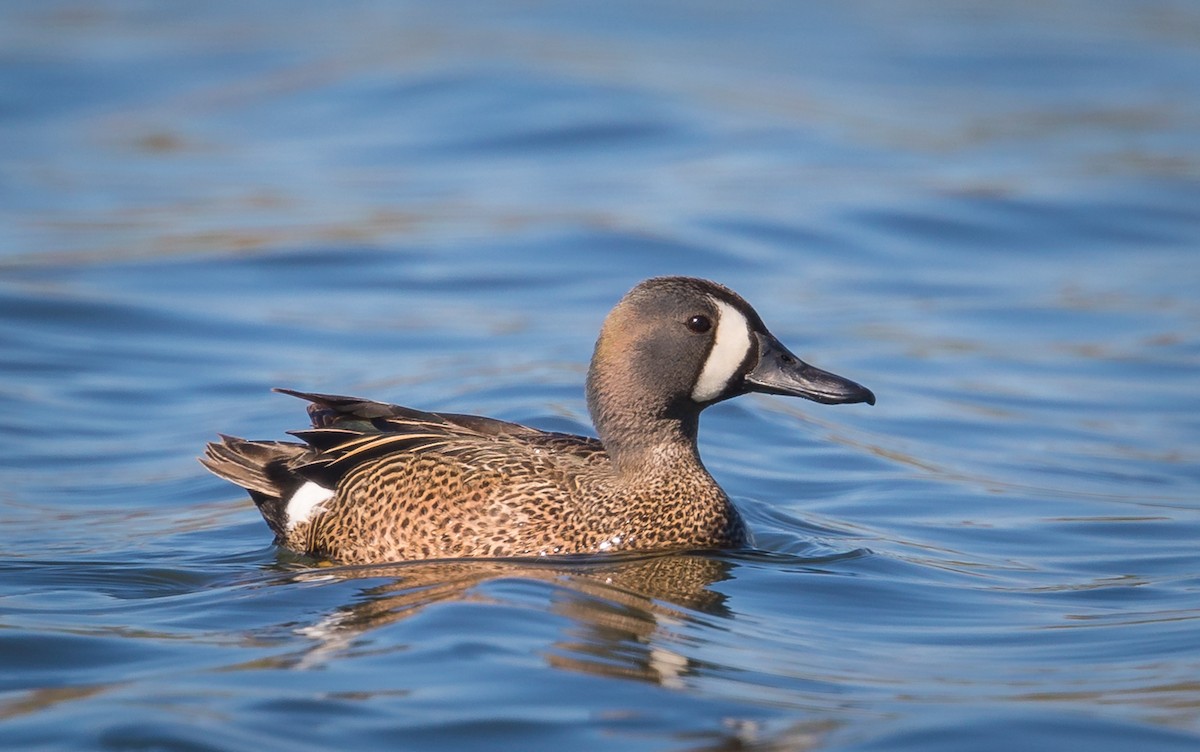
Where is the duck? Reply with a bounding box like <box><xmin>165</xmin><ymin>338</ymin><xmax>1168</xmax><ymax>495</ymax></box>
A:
<box><xmin>201</xmin><ymin>276</ymin><xmax>874</xmax><ymax>564</ymax></box>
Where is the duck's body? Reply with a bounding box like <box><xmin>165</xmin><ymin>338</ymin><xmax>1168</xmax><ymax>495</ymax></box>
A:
<box><xmin>202</xmin><ymin>277</ymin><xmax>873</xmax><ymax>564</ymax></box>
<box><xmin>207</xmin><ymin>390</ymin><xmax>744</xmax><ymax>562</ymax></box>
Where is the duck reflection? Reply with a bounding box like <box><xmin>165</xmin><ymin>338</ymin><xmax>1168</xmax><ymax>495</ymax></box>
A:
<box><xmin>284</xmin><ymin>552</ymin><xmax>733</xmax><ymax>687</ymax></box>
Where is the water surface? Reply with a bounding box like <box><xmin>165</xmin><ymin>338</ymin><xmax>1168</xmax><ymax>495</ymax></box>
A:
<box><xmin>2</xmin><ymin>2</ymin><xmax>1199</xmax><ymax>750</ymax></box>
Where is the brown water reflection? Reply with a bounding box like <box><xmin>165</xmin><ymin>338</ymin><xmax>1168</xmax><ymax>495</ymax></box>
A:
<box><xmin>286</xmin><ymin>552</ymin><xmax>732</xmax><ymax>687</ymax></box>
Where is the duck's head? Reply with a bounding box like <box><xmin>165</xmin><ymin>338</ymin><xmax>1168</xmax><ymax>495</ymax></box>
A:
<box><xmin>587</xmin><ymin>277</ymin><xmax>874</xmax><ymax>458</ymax></box>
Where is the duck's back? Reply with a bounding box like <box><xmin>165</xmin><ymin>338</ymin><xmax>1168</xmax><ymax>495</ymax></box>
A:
<box><xmin>267</xmin><ymin>391</ymin><xmax>620</xmax><ymax>562</ymax></box>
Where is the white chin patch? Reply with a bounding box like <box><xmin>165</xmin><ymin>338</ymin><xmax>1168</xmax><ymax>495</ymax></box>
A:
<box><xmin>691</xmin><ymin>300</ymin><xmax>753</xmax><ymax>403</ymax></box>
<box><xmin>286</xmin><ymin>481</ymin><xmax>334</xmax><ymax>531</ymax></box>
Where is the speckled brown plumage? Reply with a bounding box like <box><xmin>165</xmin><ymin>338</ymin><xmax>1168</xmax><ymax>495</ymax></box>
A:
<box><xmin>201</xmin><ymin>276</ymin><xmax>875</xmax><ymax>564</ymax></box>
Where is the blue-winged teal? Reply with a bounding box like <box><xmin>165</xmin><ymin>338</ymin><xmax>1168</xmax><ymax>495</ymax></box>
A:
<box><xmin>202</xmin><ymin>276</ymin><xmax>874</xmax><ymax>564</ymax></box>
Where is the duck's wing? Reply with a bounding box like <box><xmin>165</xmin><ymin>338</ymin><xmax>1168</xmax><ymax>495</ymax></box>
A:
<box><xmin>274</xmin><ymin>389</ymin><xmax>608</xmax><ymax>482</ymax></box>
<box><xmin>276</xmin><ymin>388</ymin><xmax>544</xmax><ymax>437</ymax></box>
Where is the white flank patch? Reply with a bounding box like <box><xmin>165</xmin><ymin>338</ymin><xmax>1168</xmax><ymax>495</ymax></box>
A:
<box><xmin>691</xmin><ymin>299</ymin><xmax>752</xmax><ymax>403</ymax></box>
<box><xmin>286</xmin><ymin>481</ymin><xmax>334</xmax><ymax>531</ymax></box>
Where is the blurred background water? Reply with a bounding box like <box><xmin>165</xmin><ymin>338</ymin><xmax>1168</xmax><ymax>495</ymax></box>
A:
<box><xmin>2</xmin><ymin>1</ymin><xmax>1199</xmax><ymax>750</ymax></box>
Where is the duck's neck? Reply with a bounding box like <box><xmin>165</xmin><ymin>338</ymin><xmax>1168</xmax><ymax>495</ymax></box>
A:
<box><xmin>590</xmin><ymin>398</ymin><xmax>706</xmax><ymax>481</ymax></box>
<box><xmin>585</xmin><ymin>355</ymin><xmax>741</xmax><ymax>548</ymax></box>
<box><xmin>586</xmin><ymin>345</ymin><xmax>711</xmax><ymax>481</ymax></box>
<box><xmin>592</xmin><ymin>408</ymin><xmax>744</xmax><ymax>550</ymax></box>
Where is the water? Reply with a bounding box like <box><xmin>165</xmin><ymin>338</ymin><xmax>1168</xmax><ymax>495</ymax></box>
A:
<box><xmin>2</xmin><ymin>2</ymin><xmax>1199</xmax><ymax>750</ymax></box>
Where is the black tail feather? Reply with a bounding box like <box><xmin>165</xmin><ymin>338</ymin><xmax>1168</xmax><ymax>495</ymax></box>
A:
<box><xmin>200</xmin><ymin>435</ymin><xmax>313</xmax><ymax>539</ymax></box>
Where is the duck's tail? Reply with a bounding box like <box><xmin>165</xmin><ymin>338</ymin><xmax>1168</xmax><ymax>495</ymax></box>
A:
<box><xmin>200</xmin><ymin>435</ymin><xmax>313</xmax><ymax>539</ymax></box>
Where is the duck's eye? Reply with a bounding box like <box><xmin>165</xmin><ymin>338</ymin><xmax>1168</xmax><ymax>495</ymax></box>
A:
<box><xmin>686</xmin><ymin>314</ymin><xmax>712</xmax><ymax>334</ymax></box>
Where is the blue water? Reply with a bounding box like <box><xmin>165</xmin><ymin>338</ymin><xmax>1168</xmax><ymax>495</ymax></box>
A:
<box><xmin>3</xmin><ymin>2</ymin><xmax>1200</xmax><ymax>750</ymax></box>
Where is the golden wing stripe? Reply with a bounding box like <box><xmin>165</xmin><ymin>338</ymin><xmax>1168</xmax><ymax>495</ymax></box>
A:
<box><xmin>331</xmin><ymin>432</ymin><xmax>452</xmax><ymax>464</ymax></box>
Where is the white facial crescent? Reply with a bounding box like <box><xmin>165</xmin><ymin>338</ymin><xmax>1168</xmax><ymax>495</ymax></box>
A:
<box><xmin>691</xmin><ymin>300</ymin><xmax>752</xmax><ymax>403</ymax></box>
